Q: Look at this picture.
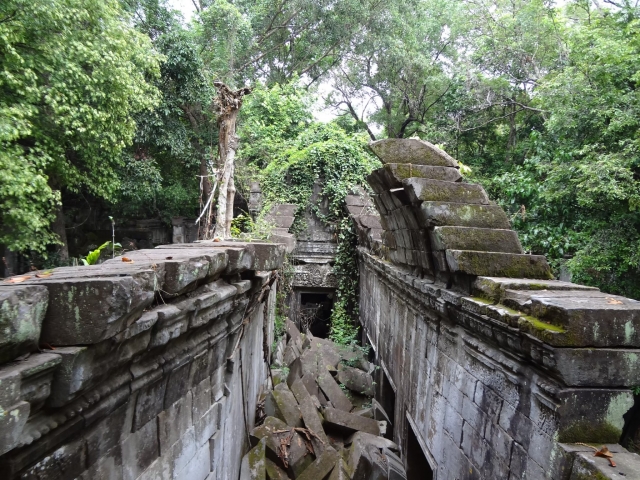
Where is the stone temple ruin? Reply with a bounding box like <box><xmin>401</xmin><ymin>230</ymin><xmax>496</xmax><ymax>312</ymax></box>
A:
<box><xmin>1</xmin><ymin>138</ymin><xmax>640</xmax><ymax>479</ymax></box>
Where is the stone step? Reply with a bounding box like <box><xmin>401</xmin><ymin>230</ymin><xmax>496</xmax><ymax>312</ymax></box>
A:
<box><xmin>429</xmin><ymin>226</ymin><xmax>523</xmax><ymax>253</ymax></box>
<box><xmin>379</xmin><ymin>163</ymin><xmax>462</xmax><ymax>188</ymax></box>
<box><xmin>369</xmin><ymin>138</ymin><xmax>458</xmax><ymax>167</ymax></box>
<box><xmin>445</xmin><ymin>250</ymin><xmax>552</xmax><ymax>279</ymax></box>
<box><xmin>419</xmin><ymin>202</ymin><xmax>511</xmax><ymax>229</ymax></box>
<box><xmin>403</xmin><ymin>178</ymin><xmax>489</xmax><ymax>205</ymax></box>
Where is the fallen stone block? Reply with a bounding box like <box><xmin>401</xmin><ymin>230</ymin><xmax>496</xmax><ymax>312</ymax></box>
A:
<box><xmin>337</xmin><ymin>364</ymin><xmax>374</xmax><ymax>397</ymax></box>
<box><xmin>317</xmin><ymin>373</ymin><xmax>353</xmax><ymax>412</ymax></box>
<box><xmin>0</xmin><ymin>285</ymin><xmax>48</xmax><ymax>364</ymax></box>
<box><xmin>369</xmin><ymin>138</ymin><xmax>459</xmax><ymax>167</ymax></box>
<box><xmin>265</xmin><ymin>458</ymin><xmax>289</xmax><ymax>480</ymax></box>
<box><xmin>352</xmin><ymin>443</ymin><xmax>388</xmax><ymax>480</ymax></box>
<box><xmin>328</xmin><ymin>458</ymin><xmax>351</xmax><ymax>480</ymax></box>
<box><xmin>290</xmin><ymin>379</ymin><xmax>329</xmax><ymax>452</ymax></box>
<box><xmin>264</xmin><ymin>389</ymin><xmax>303</xmax><ymax>428</ymax></box>
<box><xmin>240</xmin><ymin>437</ymin><xmax>267</xmax><ymax>480</ymax></box>
<box><xmin>250</xmin><ymin>417</ymin><xmax>313</xmax><ymax>478</ymax></box>
<box><xmin>295</xmin><ymin>445</ymin><xmax>339</xmax><ymax>480</ymax></box>
<box><xmin>345</xmin><ymin>431</ymin><xmax>399</xmax><ymax>453</ymax></box>
<box><xmin>445</xmin><ymin>250</ymin><xmax>552</xmax><ymax>279</ymax></box>
<box><xmin>323</xmin><ymin>407</ymin><xmax>380</xmax><ymax>436</ymax></box>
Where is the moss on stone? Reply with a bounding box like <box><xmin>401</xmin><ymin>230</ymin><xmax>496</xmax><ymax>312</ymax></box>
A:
<box><xmin>471</xmin><ymin>296</ymin><xmax>494</xmax><ymax>305</ymax></box>
<box><xmin>520</xmin><ymin>315</ymin><xmax>566</xmax><ymax>333</ymax></box>
<box><xmin>559</xmin><ymin>421</ymin><xmax>622</xmax><ymax>444</ymax></box>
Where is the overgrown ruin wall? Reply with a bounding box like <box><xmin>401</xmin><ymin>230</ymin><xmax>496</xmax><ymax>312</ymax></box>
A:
<box><xmin>352</xmin><ymin>138</ymin><xmax>640</xmax><ymax>479</ymax></box>
<box><xmin>0</xmin><ymin>241</ymin><xmax>284</xmax><ymax>480</ymax></box>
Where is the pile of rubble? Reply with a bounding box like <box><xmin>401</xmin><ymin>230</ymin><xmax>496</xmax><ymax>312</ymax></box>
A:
<box><xmin>240</xmin><ymin>321</ymin><xmax>406</xmax><ymax>479</ymax></box>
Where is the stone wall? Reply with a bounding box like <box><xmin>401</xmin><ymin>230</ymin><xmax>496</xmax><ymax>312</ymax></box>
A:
<box><xmin>355</xmin><ymin>138</ymin><xmax>640</xmax><ymax>479</ymax></box>
<box><xmin>0</xmin><ymin>241</ymin><xmax>285</xmax><ymax>480</ymax></box>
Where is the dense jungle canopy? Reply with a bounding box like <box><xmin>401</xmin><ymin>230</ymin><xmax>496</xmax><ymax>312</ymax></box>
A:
<box><xmin>1</xmin><ymin>0</ymin><xmax>640</xmax><ymax>298</ymax></box>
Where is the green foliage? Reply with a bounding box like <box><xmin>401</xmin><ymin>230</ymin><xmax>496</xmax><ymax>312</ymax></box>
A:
<box><xmin>81</xmin><ymin>241</ymin><xmax>121</xmax><ymax>265</ymax></box>
<box><xmin>260</xmin><ymin>122</ymin><xmax>380</xmax><ymax>226</ymax></box>
<box><xmin>0</xmin><ymin>0</ymin><xmax>161</xmax><ymax>252</ymax></box>
<box><xmin>329</xmin><ymin>218</ymin><xmax>361</xmax><ymax>346</ymax></box>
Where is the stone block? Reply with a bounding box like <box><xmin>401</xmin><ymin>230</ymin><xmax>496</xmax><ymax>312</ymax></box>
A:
<box><xmin>164</xmin><ymin>361</ymin><xmax>192</xmax><ymax>408</ymax></box>
<box><xmin>264</xmin><ymin>389</ymin><xmax>303</xmax><ymax>427</ymax></box>
<box><xmin>240</xmin><ymin>437</ymin><xmax>267</xmax><ymax>480</ymax></box>
<box><xmin>122</xmin><ymin>418</ymin><xmax>160</xmax><ymax>480</ymax></box>
<box><xmin>296</xmin><ymin>445</ymin><xmax>338</xmax><ymax>480</ymax></box>
<box><xmin>195</xmin><ymin>402</ymin><xmax>220</xmax><ymax>447</ymax></box>
<box><xmin>170</xmin><ymin>426</ymin><xmax>198</xmax><ymax>476</ymax></box>
<box><xmin>0</xmin><ymin>285</ymin><xmax>48</xmax><ymax>363</ymax></box>
<box><xmin>337</xmin><ymin>364</ymin><xmax>374</xmax><ymax>396</ymax></box>
<box><xmin>37</xmin><ymin>274</ymin><xmax>155</xmax><ymax>346</ymax></box>
<box><xmin>445</xmin><ymin>250</ymin><xmax>553</xmax><ymax>279</ymax></box>
<box><xmin>84</xmin><ymin>401</ymin><xmax>129</xmax><ymax>467</ymax></box>
<box><xmin>290</xmin><ymin>378</ymin><xmax>329</xmax><ymax>450</ymax></box>
<box><xmin>472</xmin><ymin>276</ymin><xmax>597</xmax><ymax>302</ymax></box>
<box><xmin>323</xmin><ymin>407</ymin><xmax>380</xmax><ymax>436</ymax></box>
<box><xmin>505</xmin><ymin>289</ymin><xmax>640</xmax><ymax>347</ymax></box>
<box><xmin>317</xmin><ymin>372</ymin><xmax>353</xmax><ymax>412</ymax></box>
<box><xmin>18</xmin><ymin>436</ymin><xmax>87</xmax><ymax>480</ymax></box>
<box><xmin>403</xmin><ymin>178</ymin><xmax>489</xmax><ymax>205</ymax></box>
<box><xmin>419</xmin><ymin>202</ymin><xmax>511</xmax><ymax>229</ymax></box>
<box><xmin>352</xmin><ymin>442</ymin><xmax>388</xmax><ymax>480</ymax></box>
<box><xmin>265</xmin><ymin>458</ymin><xmax>289</xmax><ymax>480</ymax></box>
<box><xmin>429</xmin><ymin>226</ymin><xmax>523</xmax><ymax>254</ymax></box>
<box><xmin>382</xmin><ymin>163</ymin><xmax>462</xmax><ymax>186</ymax></box>
<box><xmin>175</xmin><ymin>443</ymin><xmax>211</xmax><ymax>480</ymax></box>
<box><xmin>369</xmin><ymin>138</ymin><xmax>459</xmax><ymax>167</ymax></box>
<box><xmin>133</xmin><ymin>377</ymin><xmax>167</xmax><ymax>431</ymax></box>
<box><xmin>0</xmin><ymin>400</ymin><xmax>29</xmax><ymax>456</ymax></box>
<box><xmin>159</xmin><ymin>391</ymin><xmax>193</xmax><ymax>454</ymax></box>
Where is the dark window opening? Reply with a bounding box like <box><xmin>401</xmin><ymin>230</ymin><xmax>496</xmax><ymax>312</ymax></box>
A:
<box><xmin>406</xmin><ymin>421</ymin><xmax>434</xmax><ymax>480</ymax></box>
<box><xmin>300</xmin><ymin>292</ymin><xmax>333</xmax><ymax>338</ymax></box>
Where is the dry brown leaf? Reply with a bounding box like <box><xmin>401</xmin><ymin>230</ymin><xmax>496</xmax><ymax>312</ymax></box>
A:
<box><xmin>5</xmin><ymin>275</ymin><xmax>29</xmax><ymax>283</ymax></box>
<box><xmin>213</xmin><ymin>238</ymin><xmax>221</xmax><ymax>242</ymax></box>
<box><xmin>122</xmin><ymin>257</ymin><xmax>134</xmax><ymax>263</ymax></box>
<box><xmin>36</xmin><ymin>273</ymin><xmax>53</xmax><ymax>278</ymax></box>
<box><xmin>605</xmin><ymin>297</ymin><xmax>623</xmax><ymax>305</ymax></box>
<box><xmin>594</xmin><ymin>446</ymin><xmax>616</xmax><ymax>467</ymax></box>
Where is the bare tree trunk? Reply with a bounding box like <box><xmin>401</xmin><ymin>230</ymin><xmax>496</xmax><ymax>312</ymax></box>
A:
<box><xmin>51</xmin><ymin>203</ymin><xmax>69</xmax><ymax>263</ymax></box>
<box><xmin>212</xmin><ymin>83</ymin><xmax>251</xmax><ymax>239</ymax></box>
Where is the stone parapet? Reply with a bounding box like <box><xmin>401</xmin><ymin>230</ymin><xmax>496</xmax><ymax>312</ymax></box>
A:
<box><xmin>0</xmin><ymin>241</ymin><xmax>284</xmax><ymax>480</ymax></box>
<box><xmin>358</xmin><ymin>247</ymin><xmax>640</xmax><ymax>479</ymax></box>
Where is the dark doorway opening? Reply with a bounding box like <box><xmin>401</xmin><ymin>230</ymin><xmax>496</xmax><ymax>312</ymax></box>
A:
<box><xmin>406</xmin><ymin>422</ymin><xmax>434</xmax><ymax>480</ymax></box>
<box><xmin>376</xmin><ymin>369</ymin><xmax>396</xmax><ymax>440</ymax></box>
<box><xmin>299</xmin><ymin>292</ymin><xmax>333</xmax><ymax>338</ymax></box>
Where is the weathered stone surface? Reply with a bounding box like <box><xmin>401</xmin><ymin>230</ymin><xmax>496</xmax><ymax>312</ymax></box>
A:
<box><xmin>0</xmin><ymin>285</ymin><xmax>48</xmax><ymax>364</ymax></box>
<box><xmin>317</xmin><ymin>373</ymin><xmax>353</xmax><ymax>412</ymax></box>
<box><xmin>472</xmin><ymin>276</ymin><xmax>597</xmax><ymax>302</ymax></box>
<box><xmin>445</xmin><ymin>249</ymin><xmax>553</xmax><ymax>279</ymax></box>
<box><xmin>430</xmin><ymin>226</ymin><xmax>523</xmax><ymax>253</ymax></box>
<box><xmin>562</xmin><ymin>444</ymin><xmax>640</xmax><ymax>480</ymax></box>
<box><xmin>122</xmin><ymin>418</ymin><xmax>160</xmax><ymax>480</ymax></box>
<box><xmin>419</xmin><ymin>201</ymin><xmax>511</xmax><ymax>229</ymax></box>
<box><xmin>0</xmin><ymin>400</ymin><xmax>29</xmax><ymax>456</ymax></box>
<box><xmin>264</xmin><ymin>389</ymin><xmax>303</xmax><ymax>427</ymax></box>
<box><xmin>505</xmin><ymin>289</ymin><xmax>640</xmax><ymax>347</ymax></box>
<box><xmin>323</xmin><ymin>407</ymin><xmax>380</xmax><ymax>436</ymax></box>
<box><xmin>240</xmin><ymin>437</ymin><xmax>267</xmax><ymax>480</ymax></box>
<box><xmin>403</xmin><ymin>178</ymin><xmax>489</xmax><ymax>205</ymax></box>
<box><xmin>265</xmin><ymin>458</ymin><xmax>289</xmax><ymax>480</ymax></box>
<box><xmin>337</xmin><ymin>364</ymin><xmax>374</xmax><ymax>397</ymax></box>
<box><xmin>37</xmin><ymin>275</ymin><xmax>155</xmax><ymax>346</ymax></box>
<box><xmin>290</xmin><ymin>378</ymin><xmax>329</xmax><ymax>449</ymax></box>
<box><xmin>295</xmin><ymin>445</ymin><xmax>338</xmax><ymax>480</ymax></box>
<box><xmin>381</xmin><ymin>164</ymin><xmax>462</xmax><ymax>186</ymax></box>
<box><xmin>369</xmin><ymin>138</ymin><xmax>458</xmax><ymax>167</ymax></box>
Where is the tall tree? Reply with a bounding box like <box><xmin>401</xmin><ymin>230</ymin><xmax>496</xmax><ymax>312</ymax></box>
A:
<box><xmin>0</xmin><ymin>0</ymin><xmax>160</xmax><ymax>257</ymax></box>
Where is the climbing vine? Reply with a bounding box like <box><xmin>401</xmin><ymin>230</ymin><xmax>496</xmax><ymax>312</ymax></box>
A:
<box><xmin>329</xmin><ymin>217</ymin><xmax>361</xmax><ymax>345</ymax></box>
